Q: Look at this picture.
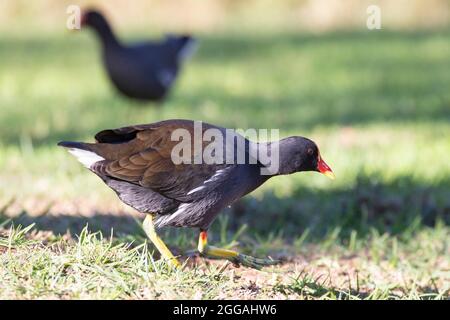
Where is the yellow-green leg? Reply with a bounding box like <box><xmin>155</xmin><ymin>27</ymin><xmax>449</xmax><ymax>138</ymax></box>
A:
<box><xmin>197</xmin><ymin>231</ymin><xmax>279</xmax><ymax>270</ymax></box>
<box><xmin>143</xmin><ymin>214</ymin><xmax>181</xmax><ymax>269</ymax></box>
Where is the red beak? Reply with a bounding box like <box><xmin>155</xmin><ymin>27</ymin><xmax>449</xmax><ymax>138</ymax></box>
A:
<box><xmin>317</xmin><ymin>156</ymin><xmax>335</xmax><ymax>180</ymax></box>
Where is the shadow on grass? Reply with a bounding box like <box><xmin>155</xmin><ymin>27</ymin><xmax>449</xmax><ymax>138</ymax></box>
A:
<box><xmin>232</xmin><ymin>174</ymin><xmax>450</xmax><ymax>241</ymax></box>
<box><xmin>1</xmin><ymin>174</ymin><xmax>449</xmax><ymax>248</ymax></box>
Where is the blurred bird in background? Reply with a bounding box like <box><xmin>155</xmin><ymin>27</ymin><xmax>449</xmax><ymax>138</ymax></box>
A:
<box><xmin>81</xmin><ymin>9</ymin><xmax>197</xmax><ymax>102</ymax></box>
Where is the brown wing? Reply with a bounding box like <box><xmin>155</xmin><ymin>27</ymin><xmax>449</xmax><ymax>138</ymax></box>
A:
<box><xmin>90</xmin><ymin>119</ymin><xmax>233</xmax><ymax>201</ymax></box>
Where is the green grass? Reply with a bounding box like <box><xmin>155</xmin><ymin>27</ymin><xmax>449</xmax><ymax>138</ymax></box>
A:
<box><xmin>0</xmin><ymin>28</ymin><xmax>449</xmax><ymax>299</ymax></box>
<box><xmin>0</xmin><ymin>222</ymin><xmax>447</xmax><ymax>299</ymax></box>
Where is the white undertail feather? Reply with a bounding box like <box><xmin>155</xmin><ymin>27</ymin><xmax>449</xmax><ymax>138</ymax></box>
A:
<box><xmin>177</xmin><ymin>39</ymin><xmax>197</xmax><ymax>62</ymax></box>
<box><xmin>67</xmin><ymin>148</ymin><xmax>105</xmax><ymax>168</ymax></box>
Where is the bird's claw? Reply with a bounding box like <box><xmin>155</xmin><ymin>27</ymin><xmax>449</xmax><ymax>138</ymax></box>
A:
<box><xmin>232</xmin><ymin>253</ymin><xmax>280</xmax><ymax>270</ymax></box>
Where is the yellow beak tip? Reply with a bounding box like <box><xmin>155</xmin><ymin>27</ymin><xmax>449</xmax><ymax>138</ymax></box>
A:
<box><xmin>323</xmin><ymin>171</ymin><xmax>336</xmax><ymax>180</ymax></box>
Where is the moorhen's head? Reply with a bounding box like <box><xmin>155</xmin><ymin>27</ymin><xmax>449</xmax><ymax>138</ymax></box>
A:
<box><xmin>276</xmin><ymin>136</ymin><xmax>334</xmax><ymax>178</ymax></box>
<box><xmin>81</xmin><ymin>10</ymin><xmax>111</xmax><ymax>35</ymax></box>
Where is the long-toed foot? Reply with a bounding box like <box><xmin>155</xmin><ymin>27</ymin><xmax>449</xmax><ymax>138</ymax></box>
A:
<box><xmin>231</xmin><ymin>253</ymin><xmax>280</xmax><ymax>269</ymax></box>
<box><xmin>197</xmin><ymin>230</ymin><xmax>280</xmax><ymax>270</ymax></box>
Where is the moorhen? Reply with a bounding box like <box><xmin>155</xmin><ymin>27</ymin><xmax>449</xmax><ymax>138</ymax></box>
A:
<box><xmin>58</xmin><ymin>119</ymin><xmax>334</xmax><ymax>269</ymax></box>
<box><xmin>81</xmin><ymin>9</ymin><xmax>196</xmax><ymax>101</ymax></box>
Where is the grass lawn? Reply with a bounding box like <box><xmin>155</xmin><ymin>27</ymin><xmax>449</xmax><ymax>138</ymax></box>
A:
<box><xmin>0</xmin><ymin>28</ymin><xmax>449</xmax><ymax>299</ymax></box>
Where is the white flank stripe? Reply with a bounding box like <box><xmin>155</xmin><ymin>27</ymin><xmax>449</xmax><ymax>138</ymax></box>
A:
<box><xmin>186</xmin><ymin>168</ymin><xmax>228</xmax><ymax>196</ymax></box>
<box><xmin>207</xmin><ymin>168</ymin><xmax>227</xmax><ymax>182</ymax></box>
<box><xmin>67</xmin><ymin>148</ymin><xmax>105</xmax><ymax>168</ymax></box>
<box><xmin>186</xmin><ymin>185</ymin><xmax>205</xmax><ymax>195</ymax></box>
<box><xmin>159</xmin><ymin>203</ymin><xmax>191</xmax><ymax>225</ymax></box>
<box><xmin>172</xmin><ymin>203</ymin><xmax>190</xmax><ymax>217</ymax></box>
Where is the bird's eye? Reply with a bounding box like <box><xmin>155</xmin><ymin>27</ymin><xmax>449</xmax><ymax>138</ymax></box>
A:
<box><xmin>307</xmin><ymin>148</ymin><xmax>314</xmax><ymax>155</ymax></box>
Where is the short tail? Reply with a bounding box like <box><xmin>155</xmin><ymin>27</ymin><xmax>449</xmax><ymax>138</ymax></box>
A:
<box><xmin>58</xmin><ymin>141</ymin><xmax>105</xmax><ymax>168</ymax></box>
<box><xmin>177</xmin><ymin>36</ymin><xmax>197</xmax><ymax>62</ymax></box>
<box><xmin>58</xmin><ymin>141</ymin><xmax>90</xmax><ymax>150</ymax></box>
